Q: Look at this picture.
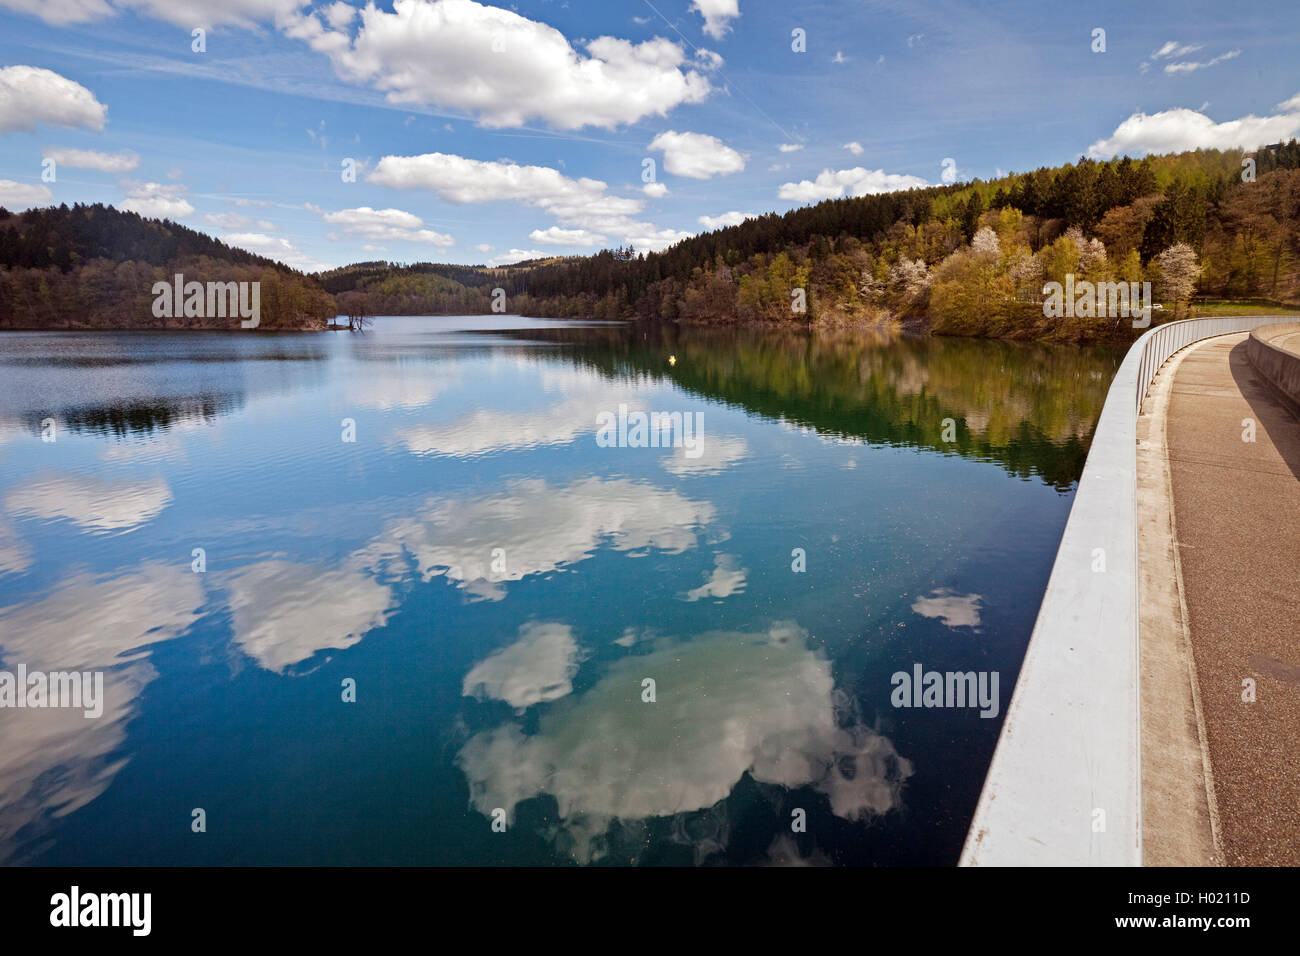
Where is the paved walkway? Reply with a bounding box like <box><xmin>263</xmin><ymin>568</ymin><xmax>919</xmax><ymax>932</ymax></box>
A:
<box><xmin>1160</xmin><ymin>332</ymin><xmax>1300</xmax><ymax>866</ymax></box>
<box><xmin>1137</xmin><ymin>345</ymin><xmax>1219</xmax><ymax>866</ymax></box>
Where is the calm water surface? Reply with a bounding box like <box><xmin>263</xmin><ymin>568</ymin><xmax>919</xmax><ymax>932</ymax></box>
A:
<box><xmin>0</xmin><ymin>316</ymin><xmax>1120</xmax><ymax>865</ymax></box>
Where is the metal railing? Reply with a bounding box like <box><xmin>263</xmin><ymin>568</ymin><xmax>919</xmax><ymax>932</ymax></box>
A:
<box><xmin>962</xmin><ymin>314</ymin><xmax>1296</xmax><ymax>867</ymax></box>
<box><xmin>1136</xmin><ymin>316</ymin><xmax>1298</xmax><ymax>413</ymax></box>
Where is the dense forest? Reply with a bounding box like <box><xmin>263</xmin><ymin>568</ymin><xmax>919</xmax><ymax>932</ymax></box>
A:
<box><xmin>315</xmin><ymin>258</ymin><xmax>560</xmax><ymax>317</ymax></box>
<box><xmin>320</xmin><ymin>141</ymin><xmax>1300</xmax><ymax>343</ymax></box>
<box><xmin>2</xmin><ymin>142</ymin><xmax>1298</xmax><ymax>340</ymax></box>
<box><xmin>0</xmin><ymin>204</ymin><xmax>336</xmax><ymax>329</ymax></box>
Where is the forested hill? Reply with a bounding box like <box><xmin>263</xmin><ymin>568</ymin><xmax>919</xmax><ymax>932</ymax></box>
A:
<box><xmin>322</xmin><ymin>142</ymin><xmax>1300</xmax><ymax>343</ymax></box>
<box><xmin>5</xmin><ymin>142</ymin><xmax>1299</xmax><ymax>339</ymax></box>
<box><xmin>0</xmin><ymin>203</ymin><xmax>336</xmax><ymax>330</ymax></box>
<box><xmin>0</xmin><ymin>203</ymin><xmax>279</xmax><ymax>272</ymax></box>
<box><xmin>315</xmin><ymin>256</ymin><xmax>575</xmax><ymax>317</ymax></box>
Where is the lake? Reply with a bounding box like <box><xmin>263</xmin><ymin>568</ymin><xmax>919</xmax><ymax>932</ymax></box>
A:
<box><xmin>0</xmin><ymin>316</ymin><xmax>1120</xmax><ymax>866</ymax></box>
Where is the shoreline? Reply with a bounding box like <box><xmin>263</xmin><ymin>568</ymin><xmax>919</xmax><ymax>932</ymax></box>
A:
<box><xmin>3</xmin><ymin>302</ymin><xmax>1297</xmax><ymax>344</ymax></box>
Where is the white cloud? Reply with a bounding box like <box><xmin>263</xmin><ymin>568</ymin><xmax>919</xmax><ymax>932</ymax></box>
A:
<box><xmin>777</xmin><ymin>143</ymin><xmax>803</xmax><ymax>153</ymax></box>
<box><xmin>41</xmin><ymin>147</ymin><xmax>138</xmax><ymax>173</ymax></box>
<box><xmin>119</xmin><ymin>181</ymin><xmax>194</xmax><ymax>219</ymax></box>
<box><xmin>0</xmin><ymin>180</ymin><xmax>53</xmax><ymax>210</ymax></box>
<box><xmin>529</xmin><ymin>226</ymin><xmax>607</xmax><ymax>246</ymax></box>
<box><xmin>320</xmin><ymin>205</ymin><xmax>454</xmax><ymax>246</ymax></box>
<box><xmin>778</xmin><ymin>167</ymin><xmax>928</xmax><ymax>203</ymax></box>
<box><xmin>456</xmin><ymin>622</ymin><xmax>913</xmax><ymax>863</ymax></box>
<box><xmin>222</xmin><ymin>558</ymin><xmax>397</xmax><ymax>672</ymax></box>
<box><xmin>0</xmin><ymin>565</ymin><xmax>201</xmax><ymax>682</ymax></box>
<box><xmin>1087</xmin><ymin>97</ymin><xmax>1300</xmax><ymax>158</ymax></box>
<box><xmin>694</xmin><ymin>48</ymin><xmax>724</xmax><ymax>71</ymax></box>
<box><xmin>697</xmin><ymin>211</ymin><xmax>754</xmax><ymax>230</ymax></box>
<box><xmin>0</xmin><ymin>65</ymin><xmax>106</xmax><ymax>134</ymax></box>
<box><xmin>907</xmin><ymin>33</ymin><xmax>924</xmax><ymax>47</ymax></box>
<box><xmin>203</xmin><ymin>211</ymin><xmax>276</xmax><ymax>231</ymax></box>
<box><xmin>463</xmin><ymin>621</ymin><xmax>582</xmax><ymax>710</ymax></box>
<box><xmin>613</xmin><ymin>626</ymin><xmax>647</xmax><ymax>648</ymax></box>
<box><xmin>360</xmin><ymin>476</ymin><xmax>717</xmax><ymax>601</ymax></box>
<box><xmin>662</xmin><ymin>433</ymin><xmax>748</xmax><ymax>474</ymax></box>
<box><xmin>1164</xmin><ymin>49</ymin><xmax>1240</xmax><ymax>74</ymax></box>
<box><xmin>488</xmin><ymin>248</ymin><xmax>545</xmax><ymax>266</ymax></box>
<box><xmin>940</xmin><ymin>157</ymin><xmax>959</xmax><ymax>184</ymax></box>
<box><xmin>842</xmin><ymin>141</ymin><xmax>864</xmax><ymax>155</ymax></box>
<box><xmin>369</xmin><ymin>151</ymin><xmax>680</xmax><ymax>249</ymax></box>
<box><xmin>282</xmin><ymin>0</ymin><xmax>713</xmax><ymax>130</ymax></box>
<box><xmin>474</xmin><ymin>242</ymin><xmax>493</xmax><ymax>253</ymax></box>
<box><xmin>0</xmin><ymin>519</ymin><xmax>31</xmax><ymax>575</ymax></box>
<box><xmin>371</xmin><ymin>151</ymin><xmax>635</xmax><ymax>215</ymax></box>
<box><xmin>911</xmin><ymin>588</ymin><xmax>983</xmax><ymax>630</ymax></box>
<box><xmin>6</xmin><ymin>474</ymin><xmax>171</xmax><ymax>533</ymax></box>
<box><xmin>221</xmin><ymin>232</ymin><xmax>326</xmax><ymax>271</ymax></box>
<box><xmin>1141</xmin><ymin>40</ymin><xmax>1213</xmax><ymax>74</ymax></box>
<box><xmin>0</xmin><ymin>564</ymin><xmax>204</xmax><ymax>861</ymax></box>
<box><xmin>690</xmin><ymin>0</ymin><xmax>739</xmax><ymax>41</ymax></box>
<box><xmin>623</xmin><ymin>227</ymin><xmax>692</xmax><ymax>252</ymax></box>
<box><xmin>681</xmin><ymin>553</ymin><xmax>746</xmax><ymax>601</ymax></box>
<box><xmin>114</xmin><ymin>0</ymin><xmax>303</xmax><ymax>28</ymax></box>
<box><xmin>0</xmin><ymin>0</ymin><xmax>113</xmax><ymax>24</ymax></box>
<box><xmin>1151</xmin><ymin>41</ymin><xmax>1203</xmax><ymax>60</ymax></box>
<box><xmin>352</xmin><ymin>369</ymin><xmax>458</xmax><ymax>410</ymax></box>
<box><xmin>648</xmin><ymin>130</ymin><xmax>745</xmax><ymax>179</ymax></box>
<box><xmin>321</xmin><ymin>0</ymin><xmax>355</xmax><ymax>29</ymax></box>
<box><xmin>832</xmin><ymin>50</ymin><xmax>848</xmax><ymax>64</ymax></box>
<box><xmin>642</xmin><ymin>181</ymin><xmax>668</xmax><ymax>198</ymax></box>
<box><xmin>394</xmin><ymin>378</ymin><xmax>644</xmax><ymax>458</ymax></box>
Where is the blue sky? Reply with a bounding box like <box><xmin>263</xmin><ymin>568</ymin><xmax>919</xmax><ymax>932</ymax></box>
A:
<box><xmin>0</xmin><ymin>0</ymin><xmax>1297</xmax><ymax>271</ymax></box>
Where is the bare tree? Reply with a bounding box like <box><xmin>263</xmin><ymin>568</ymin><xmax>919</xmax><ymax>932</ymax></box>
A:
<box><xmin>337</xmin><ymin>291</ymin><xmax>372</xmax><ymax>331</ymax></box>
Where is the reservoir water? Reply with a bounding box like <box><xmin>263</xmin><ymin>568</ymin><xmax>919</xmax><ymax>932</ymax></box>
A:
<box><xmin>0</xmin><ymin>316</ymin><xmax>1120</xmax><ymax>865</ymax></box>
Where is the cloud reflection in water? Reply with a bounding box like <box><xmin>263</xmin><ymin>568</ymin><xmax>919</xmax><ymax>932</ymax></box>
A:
<box><xmin>457</xmin><ymin>622</ymin><xmax>912</xmax><ymax>863</ymax></box>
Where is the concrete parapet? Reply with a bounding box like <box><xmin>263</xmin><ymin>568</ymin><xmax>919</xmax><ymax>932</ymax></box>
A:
<box><xmin>961</xmin><ymin>315</ymin><xmax>1298</xmax><ymax>867</ymax></box>
<box><xmin>1245</xmin><ymin>323</ymin><xmax>1300</xmax><ymax>413</ymax></box>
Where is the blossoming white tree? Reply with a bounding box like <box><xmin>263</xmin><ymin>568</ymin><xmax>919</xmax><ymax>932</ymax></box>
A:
<box><xmin>970</xmin><ymin>226</ymin><xmax>1000</xmax><ymax>258</ymax></box>
<box><xmin>1153</xmin><ymin>243</ymin><xmax>1201</xmax><ymax>315</ymax></box>
<box><xmin>890</xmin><ymin>257</ymin><xmax>931</xmax><ymax>297</ymax></box>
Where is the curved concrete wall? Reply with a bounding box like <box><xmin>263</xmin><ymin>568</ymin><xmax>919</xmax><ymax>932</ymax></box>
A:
<box><xmin>1246</xmin><ymin>323</ymin><xmax>1300</xmax><ymax>412</ymax></box>
<box><xmin>961</xmin><ymin>315</ymin><xmax>1299</xmax><ymax>867</ymax></box>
